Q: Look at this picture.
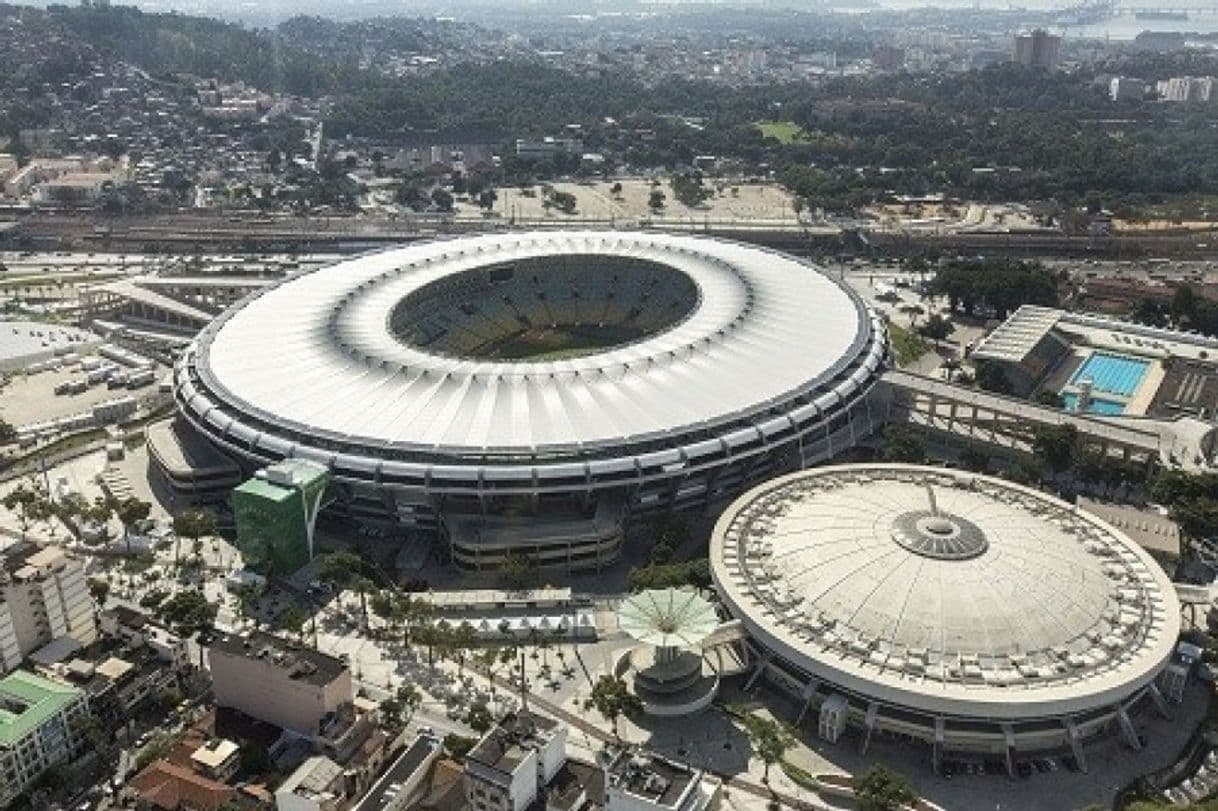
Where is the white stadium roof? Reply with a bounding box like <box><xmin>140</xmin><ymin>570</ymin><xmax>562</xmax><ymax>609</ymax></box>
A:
<box><xmin>182</xmin><ymin>231</ymin><xmax>882</xmax><ymax>465</ymax></box>
<box><xmin>710</xmin><ymin>464</ymin><xmax>1179</xmax><ymax>720</ymax></box>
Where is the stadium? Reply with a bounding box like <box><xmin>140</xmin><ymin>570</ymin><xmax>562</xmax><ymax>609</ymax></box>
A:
<box><xmin>710</xmin><ymin>464</ymin><xmax>1181</xmax><ymax>773</ymax></box>
<box><xmin>168</xmin><ymin>231</ymin><xmax>889</xmax><ymax>570</ymax></box>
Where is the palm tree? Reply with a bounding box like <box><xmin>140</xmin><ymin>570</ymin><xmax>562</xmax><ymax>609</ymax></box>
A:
<box><xmin>453</xmin><ymin>621</ymin><xmax>477</xmax><ymax>676</ymax></box>
<box><xmin>114</xmin><ymin>497</ymin><xmax>152</xmax><ymax>554</ymax></box>
<box><xmin>86</xmin><ymin>496</ymin><xmax>117</xmax><ymax>549</ymax></box>
<box><xmin>172</xmin><ymin>508</ymin><xmax>216</xmax><ymax>576</ymax></box>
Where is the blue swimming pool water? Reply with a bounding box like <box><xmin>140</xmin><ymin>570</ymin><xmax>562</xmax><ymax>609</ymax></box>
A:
<box><xmin>1061</xmin><ymin>393</ymin><xmax>1127</xmax><ymax>415</ymax></box>
<box><xmin>1069</xmin><ymin>352</ymin><xmax>1150</xmax><ymax>398</ymax></box>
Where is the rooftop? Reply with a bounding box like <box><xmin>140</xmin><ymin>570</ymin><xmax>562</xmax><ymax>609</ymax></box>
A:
<box><xmin>617</xmin><ymin>589</ymin><xmax>719</xmax><ymax>649</ymax></box>
<box><xmin>710</xmin><ymin>464</ymin><xmax>1181</xmax><ymax>719</ymax></box>
<box><xmin>607</xmin><ymin>751</ymin><xmax>697</xmax><ymax>809</ymax></box>
<box><xmin>191</xmin><ymin>231</ymin><xmax>875</xmax><ymax>457</ymax></box>
<box><xmin>233</xmin><ymin>475</ymin><xmax>295</xmax><ymax>503</ymax></box>
<box><xmin>0</xmin><ymin>670</ymin><xmax>84</xmax><ymax>746</ymax></box>
<box><xmin>278</xmin><ymin>755</ymin><xmax>343</xmax><ymax>799</ymax></box>
<box><xmin>467</xmin><ymin>712</ymin><xmax>559</xmax><ymax>776</ymax></box>
<box><xmin>191</xmin><ymin>738</ymin><xmax>239</xmax><ymax>770</ymax></box>
<box><xmin>209</xmin><ymin>631</ymin><xmax>348</xmax><ymax>686</ymax></box>
<box><xmin>971</xmin><ymin>304</ymin><xmax>1062</xmax><ymax>364</ymax></box>
<box><xmin>351</xmin><ymin>735</ymin><xmax>441</xmax><ymax>811</ymax></box>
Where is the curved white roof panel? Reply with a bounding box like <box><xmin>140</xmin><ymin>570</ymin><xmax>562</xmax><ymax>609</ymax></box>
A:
<box><xmin>710</xmin><ymin>464</ymin><xmax>1180</xmax><ymax>720</ymax></box>
<box><xmin>183</xmin><ymin>231</ymin><xmax>884</xmax><ymax>471</ymax></box>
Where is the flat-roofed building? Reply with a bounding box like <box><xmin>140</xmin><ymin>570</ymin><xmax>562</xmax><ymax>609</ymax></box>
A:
<box><xmin>465</xmin><ymin>713</ymin><xmax>566</xmax><ymax>811</ymax></box>
<box><xmin>604</xmin><ymin>750</ymin><xmax>720</xmax><ymax>811</ymax></box>
<box><xmin>276</xmin><ymin>755</ymin><xmax>345</xmax><ymax>811</ymax></box>
<box><xmin>190</xmin><ymin>738</ymin><xmax>240</xmax><ymax>782</ymax></box>
<box><xmin>208</xmin><ymin>631</ymin><xmax>352</xmax><ymax>739</ymax></box>
<box><xmin>146</xmin><ymin>418</ymin><xmax>242</xmax><ymax>504</ymax></box>
<box><xmin>0</xmin><ymin>670</ymin><xmax>89</xmax><ymax>806</ymax></box>
<box><xmin>349</xmin><ymin>735</ymin><xmax>441</xmax><ymax>811</ymax></box>
<box><xmin>0</xmin><ymin>544</ymin><xmax>97</xmax><ymax>674</ymax></box>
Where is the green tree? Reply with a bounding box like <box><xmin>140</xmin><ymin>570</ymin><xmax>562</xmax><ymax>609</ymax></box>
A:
<box><xmin>88</xmin><ymin>577</ymin><xmax>110</xmax><ymax>606</ymax></box>
<box><xmin>157</xmin><ymin>589</ymin><xmax>217</xmax><ymax>637</ymax></box>
<box><xmin>172</xmin><ymin>508</ymin><xmax>216</xmax><ymax>575</ymax></box>
<box><xmin>584</xmin><ymin>675</ymin><xmax>642</xmax><ymax>739</ymax></box>
<box><xmin>854</xmin><ymin>764</ymin><xmax>918</xmax><ymax>811</ymax></box>
<box><xmin>114</xmin><ymin>497</ymin><xmax>152</xmax><ymax>554</ymax></box>
<box><xmin>231</xmin><ymin>582</ymin><xmax>265</xmax><ymax>630</ymax></box>
<box><xmin>973</xmin><ymin>361</ymin><xmax>1013</xmax><ymax>395</ymax></box>
<box><xmin>648</xmin><ymin>189</ymin><xmax>666</xmax><ymax>211</ymax></box>
<box><xmin>85</xmin><ymin>495</ymin><xmax>117</xmax><ymax>548</ymax></box>
<box><xmin>2</xmin><ymin>483</ymin><xmax>51</xmax><ymax>539</ymax></box>
<box><xmin>467</xmin><ymin>700</ymin><xmax>494</xmax><ymax>733</ymax></box>
<box><xmin>917</xmin><ymin>314</ymin><xmax>954</xmax><ymax>342</ymax></box>
<box><xmin>276</xmin><ymin>605</ymin><xmax>309</xmax><ymax>644</ymax></box>
<box><xmin>317</xmin><ymin>551</ymin><xmax>376</xmax><ymax>627</ymax></box>
<box><xmin>880</xmin><ymin>425</ymin><xmax>926</xmax><ymax>464</ymax></box>
<box><xmin>431</xmin><ymin>188</ymin><xmax>454</xmax><ymax>212</ymax></box>
<box><xmin>741</xmin><ymin>715</ymin><xmax>794</xmax><ymax>783</ymax></box>
<box><xmin>1032</xmin><ymin>423</ymin><xmax>1079</xmax><ymax>477</ymax></box>
<box><xmin>0</xmin><ymin>417</ymin><xmax>15</xmax><ymax>444</ymax></box>
<box><xmin>444</xmin><ymin>733</ymin><xmax>477</xmax><ymax>758</ymax></box>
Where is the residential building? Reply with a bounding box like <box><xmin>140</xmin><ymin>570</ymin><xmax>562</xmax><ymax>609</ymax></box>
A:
<box><xmin>1133</xmin><ymin>31</ymin><xmax>1186</xmax><ymax>51</ymax></box>
<box><xmin>98</xmin><ymin>605</ymin><xmax>191</xmax><ymax>668</ymax></box>
<box><xmin>1013</xmin><ymin>29</ymin><xmax>1061</xmax><ymax>70</ymax></box>
<box><xmin>348</xmin><ymin>736</ymin><xmax>441</xmax><ymax>811</ymax></box>
<box><xmin>0</xmin><ymin>544</ymin><xmax>97</xmax><ymax>674</ymax></box>
<box><xmin>232</xmin><ymin>459</ymin><xmax>330</xmax><ymax>574</ymax></box>
<box><xmin>604</xmin><ymin>750</ymin><xmax>720</xmax><ymax>811</ymax></box>
<box><xmin>276</xmin><ymin>755</ymin><xmax>346</xmax><ymax>811</ymax></box>
<box><xmin>465</xmin><ymin>712</ymin><xmax>566</xmax><ymax>811</ymax></box>
<box><xmin>514</xmin><ymin>137</ymin><xmax>583</xmax><ymax>160</ymax></box>
<box><xmin>1110</xmin><ymin>77</ymin><xmax>1146</xmax><ymax>102</ymax></box>
<box><xmin>49</xmin><ymin>649</ymin><xmax>179</xmax><ymax>727</ymax></box>
<box><xmin>129</xmin><ymin>759</ymin><xmax>238</xmax><ymax>811</ymax></box>
<box><xmin>209</xmin><ymin>631</ymin><xmax>360</xmax><ymax>749</ymax></box>
<box><xmin>0</xmin><ymin>671</ymin><xmax>89</xmax><ymax>807</ymax></box>
<box><xmin>1158</xmin><ymin>76</ymin><xmax>1215</xmax><ymax>103</ymax></box>
<box><xmin>190</xmin><ymin>738</ymin><xmax>241</xmax><ymax>782</ymax></box>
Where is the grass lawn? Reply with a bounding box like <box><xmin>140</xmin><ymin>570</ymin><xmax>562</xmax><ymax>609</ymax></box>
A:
<box><xmin>755</xmin><ymin>120</ymin><xmax>810</xmax><ymax>144</ymax></box>
<box><xmin>888</xmin><ymin>321</ymin><xmax>931</xmax><ymax>366</ymax></box>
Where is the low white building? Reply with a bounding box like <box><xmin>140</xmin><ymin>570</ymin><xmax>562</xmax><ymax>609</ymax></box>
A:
<box><xmin>276</xmin><ymin>755</ymin><xmax>345</xmax><ymax>811</ymax></box>
<box><xmin>604</xmin><ymin>750</ymin><xmax>720</xmax><ymax>811</ymax></box>
<box><xmin>465</xmin><ymin>712</ymin><xmax>567</xmax><ymax>811</ymax></box>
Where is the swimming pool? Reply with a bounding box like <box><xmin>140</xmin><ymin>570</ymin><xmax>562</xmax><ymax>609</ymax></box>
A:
<box><xmin>1061</xmin><ymin>392</ymin><xmax>1127</xmax><ymax>416</ymax></box>
<box><xmin>1070</xmin><ymin>352</ymin><xmax>1150</xmax><ymax>398</ymax></box>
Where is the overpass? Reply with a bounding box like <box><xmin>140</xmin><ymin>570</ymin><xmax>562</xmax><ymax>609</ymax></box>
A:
<box><xmin>883</xmin><ymin>369</ymin><xmax>1217</xmax><ymax>471</ymax></box>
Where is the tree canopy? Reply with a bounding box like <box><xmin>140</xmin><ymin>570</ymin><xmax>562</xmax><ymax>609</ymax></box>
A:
<box><xmin>854</xmin><ymin>764</ymin><xmax>919</xmax><ymax>811</ymax></box>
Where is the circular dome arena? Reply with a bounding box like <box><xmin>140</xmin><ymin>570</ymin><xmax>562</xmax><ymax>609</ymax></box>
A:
<box><xmin>710</xmin><ymin>464</ymin><xmax>1180</xmax><ymax>763</ymax></box>
<box><xmin>172</xmin><ymin>231</ymin><xmax>888</xmax><ymax>568</ymax></box>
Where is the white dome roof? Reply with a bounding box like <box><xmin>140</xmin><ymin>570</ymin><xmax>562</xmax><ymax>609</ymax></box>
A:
<box><xmin>711</xmin><ymin>465</ymin><xmax>1180</xmax><ymax>719</ymax></box>
<box><xmin>189</xmin><ymin>230</ymin><xmax>873</xmax><ymax>454</ymax></box>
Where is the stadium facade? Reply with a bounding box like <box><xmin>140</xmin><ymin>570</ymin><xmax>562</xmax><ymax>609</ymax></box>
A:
<box><xmin>167</xmin><ymin>231</ymin><xmax>889</xmax><ymax>570</ymax></box>
<box><xmin>710</xmin><ymin>464</ymin><xmax>1181</xmax><ymax>773</ymax></box>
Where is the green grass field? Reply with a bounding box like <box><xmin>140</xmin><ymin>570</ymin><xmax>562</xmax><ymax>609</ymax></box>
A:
<box><xmin>755</xmin><ymin>120</ymin><xmax>810</xmax><ymax>144</ymax></box>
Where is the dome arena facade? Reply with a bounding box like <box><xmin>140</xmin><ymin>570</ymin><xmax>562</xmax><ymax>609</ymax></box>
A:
<box><xmin>172</xmin><ymin>231</ymin><xmax>888</xmax><ymax>570</ymax></box>
<box><xmin>710</xmin><ymin>464</ymin><xmax>1181</xmax><ymax>771</ymax></box>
